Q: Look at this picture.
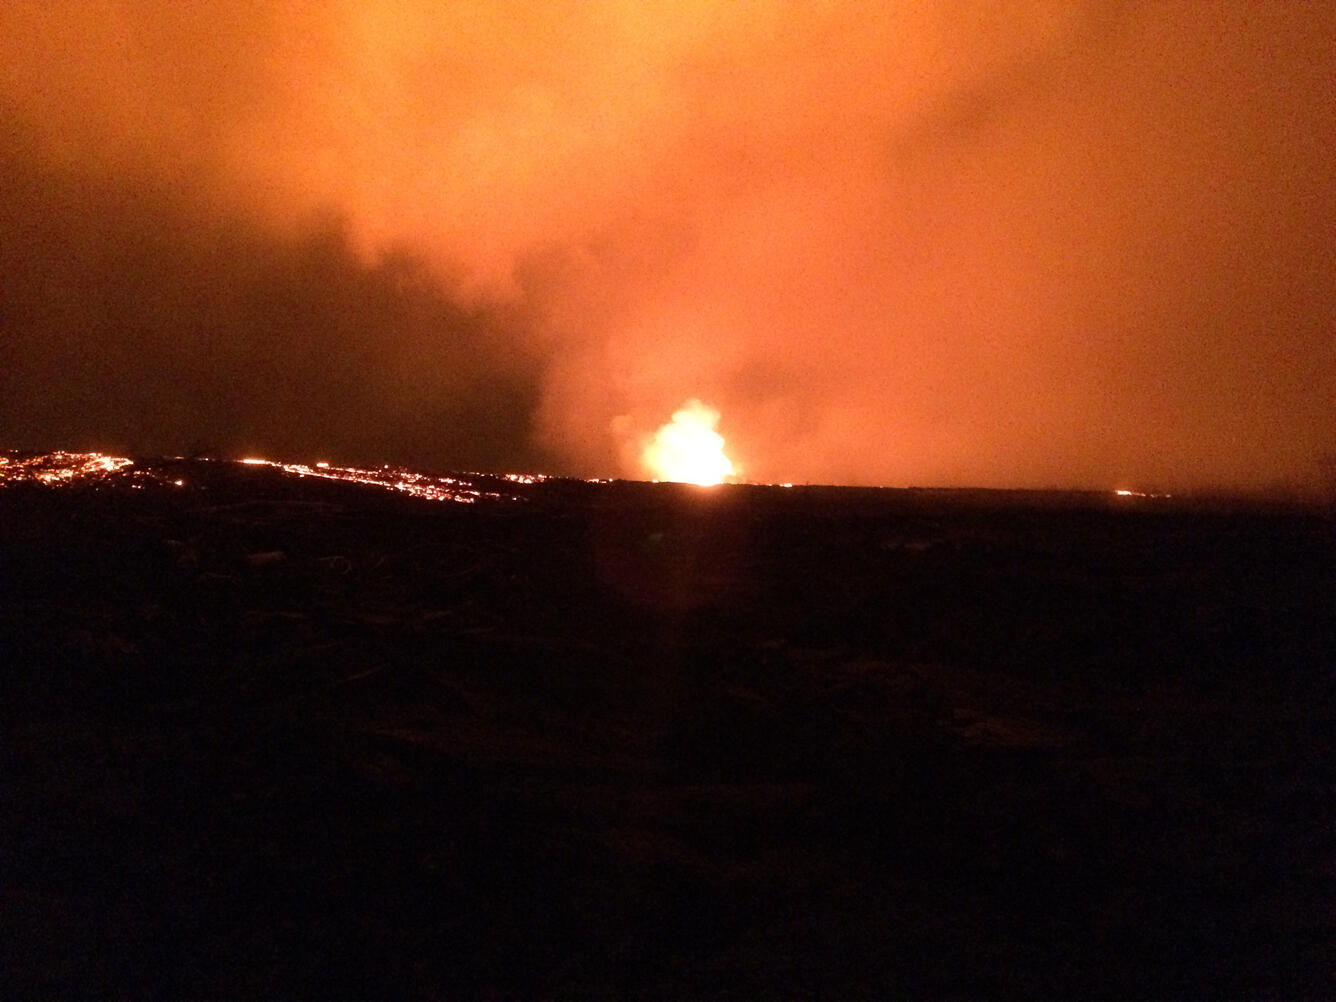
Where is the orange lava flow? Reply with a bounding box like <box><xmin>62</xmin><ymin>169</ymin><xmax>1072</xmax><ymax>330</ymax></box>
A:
<box><xmin>0</xmin><ymin>451</ymin><xmax>540</xmax><ymax>503</ymax></box>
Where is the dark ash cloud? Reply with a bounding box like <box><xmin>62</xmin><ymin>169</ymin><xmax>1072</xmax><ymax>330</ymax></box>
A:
<box><xmin>0</xmin><ymin>132</ymin><xmax>546</xmax><ymax>471</ymax></box>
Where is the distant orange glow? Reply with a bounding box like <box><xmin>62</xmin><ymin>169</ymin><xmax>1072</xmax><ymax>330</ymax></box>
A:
<box><xmin>641</xmin><ymin>399</ymin><xmax>734</xmax><ymax>485</ymax></box>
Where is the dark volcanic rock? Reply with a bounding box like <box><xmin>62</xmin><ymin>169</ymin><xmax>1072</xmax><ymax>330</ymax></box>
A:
<box><xmin>1</xmin><ymin>463</ymin><xmax>1332</xmax><ymax>998</ymax></box>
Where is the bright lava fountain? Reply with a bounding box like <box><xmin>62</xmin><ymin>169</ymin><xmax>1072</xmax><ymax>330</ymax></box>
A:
<box><xmin>641</xmin><ymin>399</ymin><xmax>735</xmax><ymax>486</ymax></box>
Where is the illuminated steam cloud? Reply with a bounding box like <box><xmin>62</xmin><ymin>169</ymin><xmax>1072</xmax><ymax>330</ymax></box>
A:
<box><xmin>0</xmin><ymin>1</ymin><xmax>1331</xmax><ymax>490</ymax></box>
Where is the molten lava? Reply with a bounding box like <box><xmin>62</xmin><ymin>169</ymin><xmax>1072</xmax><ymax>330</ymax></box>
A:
<box><xmin>0</xmin><ymin>451</ymin><xmax>535</xmax><ymax>503</ymax></box>
<box><xmin>641</xmin><ymin>399</ymin><xmax>735</xmax><ymax>486</ymax></box>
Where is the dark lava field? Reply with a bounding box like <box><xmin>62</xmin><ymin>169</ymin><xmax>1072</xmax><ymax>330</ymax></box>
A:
<box><xmin>1</xmin><ymin>458</ymin><xmax>1332</xmax><ymax>998</ymax></box>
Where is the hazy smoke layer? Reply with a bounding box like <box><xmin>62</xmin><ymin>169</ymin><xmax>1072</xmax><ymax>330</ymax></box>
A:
<box><xmin>1</xmin><ymin>1</ymin><xmax>1332</xmax><ymax>489</ymax></box>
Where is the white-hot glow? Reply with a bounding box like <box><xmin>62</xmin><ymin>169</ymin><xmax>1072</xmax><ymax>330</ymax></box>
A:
<box><xmin>641</xmin><ymin>399</ymin><xmax>735</xmax><ymax>486</ymax></box>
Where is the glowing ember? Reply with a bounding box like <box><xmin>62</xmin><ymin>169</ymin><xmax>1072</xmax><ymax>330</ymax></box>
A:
<box><xmin>641</xmin><ymin>399</ymin><xmax>735</xmax><ymax>486</ymax></box>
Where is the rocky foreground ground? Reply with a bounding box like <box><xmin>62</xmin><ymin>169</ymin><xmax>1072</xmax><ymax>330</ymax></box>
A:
<box><xmin>2</xmin><ymin>461</ymin><xmax>1332</xmax><ymax>998</ymax></box>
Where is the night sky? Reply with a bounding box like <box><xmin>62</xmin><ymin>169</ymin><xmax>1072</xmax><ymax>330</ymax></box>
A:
<box><xmin>1</xmin><ymin>1</ymin><xmax>1332</xmax><ymax>491</ymax></box>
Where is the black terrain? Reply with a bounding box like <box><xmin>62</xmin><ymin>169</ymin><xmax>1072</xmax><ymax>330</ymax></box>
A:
<box><xmin>2</xmin><ymin>458</ymin><xmax>1332</xmax><ymax>998</ymax></box>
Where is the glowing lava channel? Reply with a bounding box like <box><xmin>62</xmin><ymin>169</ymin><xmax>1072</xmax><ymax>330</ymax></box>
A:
<box><xmin>641</xmin><ymin>399</ymin><xmax>735</xmax><ymax>486</ymax></box>
<box><xmin>236</xmin><ymin>457</ymin><xmax>527</xmax><ymax>503</ymax></box>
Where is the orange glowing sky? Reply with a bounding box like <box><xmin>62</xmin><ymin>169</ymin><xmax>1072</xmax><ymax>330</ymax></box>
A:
<box><xmin>1</xmin><ymin>1</ymin><xmax>1332</xmax><ymax>491</ymax></box>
